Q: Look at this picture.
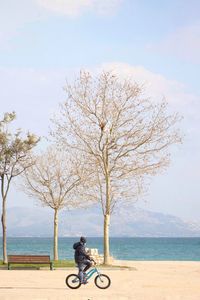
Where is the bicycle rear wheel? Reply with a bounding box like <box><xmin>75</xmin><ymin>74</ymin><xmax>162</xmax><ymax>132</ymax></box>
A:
<box><xmin>94</xmin><ymin>274</ymin><xmax>111</xmax><ymax>289</ymax></box>
<box><xmin>65</xmin><ymin>274</ymin><xmax>81</xmax><ymax>289</ymax></box>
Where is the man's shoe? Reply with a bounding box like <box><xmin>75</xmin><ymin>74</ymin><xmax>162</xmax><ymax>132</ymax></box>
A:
<box><xmin>82</xmin><ymin>279</ymin><xmax>88</xmax><ymax>285</ymax></box>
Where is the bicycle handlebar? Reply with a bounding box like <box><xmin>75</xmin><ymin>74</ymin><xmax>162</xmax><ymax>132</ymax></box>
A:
<box><xmin>91</xmin><ymin>259</ymin><xmax>97</xmax><ymax>265</ymax></box>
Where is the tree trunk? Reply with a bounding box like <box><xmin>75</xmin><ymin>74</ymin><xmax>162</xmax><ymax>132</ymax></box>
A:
<box><xmin>1</xmin><ymin>197</ymin><xmax>7</xmax><ymax>264</ymax></box>
<box><xmin>103</xmin><ymin>213</ymin><xmax>110</xmax><ymax>265</ymax></box>
<box><xmin>104</xmin><ymin>162</ymin><xmax>111</xmax><ymax>265</ymax></box>
<box><xmin>53</xmin><ymin>209</ymin><xmax>59</xmax><ymax>261</ymax></box>
<box><xmin>1</xmin><ymin>174</ymin><xmax>8</xmax><ymax>264</ymax></box>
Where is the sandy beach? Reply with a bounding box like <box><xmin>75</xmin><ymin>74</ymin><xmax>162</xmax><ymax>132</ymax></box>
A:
<box><xmin>0</xmin><ymin>261</ymin><xmax>200</xmax><ymax>300</ymax></box>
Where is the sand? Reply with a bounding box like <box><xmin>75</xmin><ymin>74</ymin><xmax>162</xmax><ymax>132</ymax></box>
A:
<box><xmin>0</xmin><ymin>261</ymin><xmax>200</xmax><ymax>299</ymax></box>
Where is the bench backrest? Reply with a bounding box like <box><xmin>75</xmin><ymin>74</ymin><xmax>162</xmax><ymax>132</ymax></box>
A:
<box><xmin>8</xmin><ymin>255</ymin><xmax>51</xmax><ymax>263</ymax></box>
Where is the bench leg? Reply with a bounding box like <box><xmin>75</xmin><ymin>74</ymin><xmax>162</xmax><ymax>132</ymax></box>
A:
<box><xmin>8</xmin><ymin>263</ymin><xmax>11</xmax><ymax>270</ymax></box>
<box><xmin>50</xmin><ymin>262</ymin><xmax>53</xmax><ymax>270</ymax></box>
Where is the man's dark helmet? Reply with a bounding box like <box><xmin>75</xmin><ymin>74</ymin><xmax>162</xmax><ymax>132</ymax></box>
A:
<box><xmin>80</xmin><ymin>236</ymin><xmax>87</xmax><ymax>244</ymax></box>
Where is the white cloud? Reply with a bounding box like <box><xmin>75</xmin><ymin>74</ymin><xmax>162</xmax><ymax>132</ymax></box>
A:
<box><xmin>36</xmin><ymin>0</ymin><xmax>123</xmax><ymax>17</ymax></box>
<box><xmin>0</xmin><ymin>0</ymin><xmax>122</xmax><ymax>47</ymax></box>
<box><xmin>100</xmin><ymin>62</ymin><xmax>198</xmax><ymax>110</ymax></box>
<box><xmin>149</xmin><ymin>23</ymin><xmax>200</xmax><ymax>64</ymax></box>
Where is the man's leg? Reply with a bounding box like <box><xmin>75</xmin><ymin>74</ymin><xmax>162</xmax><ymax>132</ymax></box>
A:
<box><xmin>78</xmin><ymin>263</ymin><xmax>85</xmax><ymax>283</ymax></box>
<box><xmin>83</xmin><ymin>259</ymin><xmax>92</xmax><ymax>273</ymax></box>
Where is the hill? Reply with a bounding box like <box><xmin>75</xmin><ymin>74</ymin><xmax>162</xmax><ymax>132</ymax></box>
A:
<box><xmin>2</xmin><ymin>204</ymin><xmax>200</xmax><ymax>237</ymax></box>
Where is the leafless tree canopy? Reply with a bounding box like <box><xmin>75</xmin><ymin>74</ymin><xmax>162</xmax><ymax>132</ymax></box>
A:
<box><xmin>22</xmin><ymin>146</ymin><xmax>87</xmax><ymax>210</ymax></box>
<box><xmin>52</xmin><ymin>71</ymin><xmax>182</xmax><ymax>215</ymax></box>
<box><xmin>21</xmin><ymin>146</ymin><xmax>93</xmax><ymax>261</ymax></box>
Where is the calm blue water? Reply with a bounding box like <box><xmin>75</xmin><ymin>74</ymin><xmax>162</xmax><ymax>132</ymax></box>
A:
<box><xmin>0</xmin><ymin>237</ymin><xmax>200</xmax><ymax>261</ymax></box>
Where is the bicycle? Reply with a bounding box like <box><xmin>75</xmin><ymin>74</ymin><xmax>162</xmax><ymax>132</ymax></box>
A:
<box><xmin>65</xmin><ymin>261</ymin><xmax>111</xmax><ymax>289</ymax></box>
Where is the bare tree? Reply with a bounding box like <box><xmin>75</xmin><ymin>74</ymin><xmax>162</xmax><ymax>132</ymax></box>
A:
<box><xmin>21</xmin><ymin>146</ymin><xmax>89</xmax><ymax>261</ymax></box>
<box><xmin>51</xmin><ymin>71</ymin><xmax>182</xmax><ymax>264</ymax></box>
<box><xmin>0</xmin><ymin>112</ymin><xmax>39</xmax><ymax>263</ymax></box>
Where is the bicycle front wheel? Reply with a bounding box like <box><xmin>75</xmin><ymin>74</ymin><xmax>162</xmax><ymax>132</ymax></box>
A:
<box><xmin>65</xmin><ymin>274</ymin><xmax>81</xmax><ymax>289</ymax></box>
<box><xmin>94</xmin><ymin>274</ymin><xmax>111</xmax><ymax>289</ymax></box>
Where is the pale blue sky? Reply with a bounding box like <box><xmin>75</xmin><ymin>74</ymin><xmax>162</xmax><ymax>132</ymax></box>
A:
<box><xmin>0</xmin><ymin>0</ymin><xmax>200</xmax><ymax>221</ymax></box>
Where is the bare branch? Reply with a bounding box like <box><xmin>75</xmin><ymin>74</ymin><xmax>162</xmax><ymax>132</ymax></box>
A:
<box><xmin>51</xmin><ymin>70</ymin><xmax>182</xmax><ymax>216</ymax></box>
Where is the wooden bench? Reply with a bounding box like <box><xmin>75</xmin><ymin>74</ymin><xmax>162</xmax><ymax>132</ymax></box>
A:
<box><xmin>7</xmin><ymin>255</ymin><xmax>53</xmax><ymax>270</ymax></box>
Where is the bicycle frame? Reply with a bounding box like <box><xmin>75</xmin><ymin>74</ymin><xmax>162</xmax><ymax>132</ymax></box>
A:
<box><xmin>85</xmin><ymin>267</ymin><xmax>99</xmax><ymax>280</ymax></box>
<box><xmin>74</xmin><ymin>266</ymin><xmax>101</xmax><ymax>282</ymax></box>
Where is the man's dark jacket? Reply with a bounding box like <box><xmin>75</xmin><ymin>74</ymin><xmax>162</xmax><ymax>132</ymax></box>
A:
<box><xmin>73</xmin><ymin>242</ymin><xmax>90</xmax><ymax>263</ymax></box>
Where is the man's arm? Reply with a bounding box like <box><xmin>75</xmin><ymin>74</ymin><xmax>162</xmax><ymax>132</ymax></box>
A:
<box><xmin>81</xmin><ymin>246</ymin><xmax>91</xmax><ymax>260</ymax></box>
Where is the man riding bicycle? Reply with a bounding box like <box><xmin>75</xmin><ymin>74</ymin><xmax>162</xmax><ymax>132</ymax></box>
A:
<box><xmin>73</xmin><ymin>236</ymin><xmax>94</xmax><ymax>284</ymax></box>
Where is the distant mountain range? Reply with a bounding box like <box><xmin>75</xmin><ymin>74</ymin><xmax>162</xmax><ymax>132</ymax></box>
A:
<box><xmin>1</xmin><ymin>204</ymin><xmax>200</xmax><ymax>237</ymax></box>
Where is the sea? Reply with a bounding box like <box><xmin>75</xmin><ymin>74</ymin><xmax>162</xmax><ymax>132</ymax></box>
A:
<box><xmin>1</xmin><ymin>237</ymin><xmax>200</xmax><ymax>261</ymax></box>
